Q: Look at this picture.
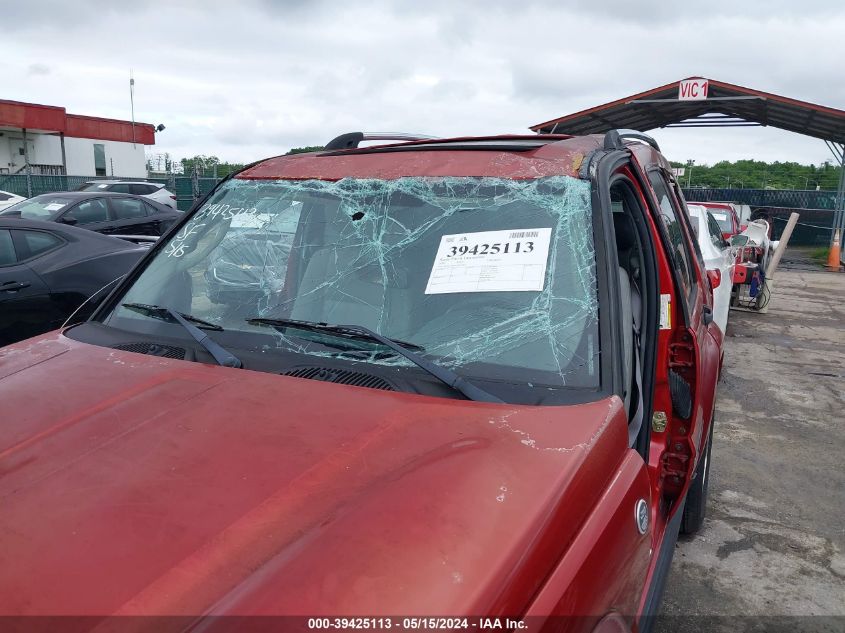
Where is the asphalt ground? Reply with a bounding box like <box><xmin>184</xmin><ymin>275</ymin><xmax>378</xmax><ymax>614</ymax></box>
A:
<box><xmin>656</xmin><ymin>266</ymin><xmax>845</xmax><ymax>633</ymax></box>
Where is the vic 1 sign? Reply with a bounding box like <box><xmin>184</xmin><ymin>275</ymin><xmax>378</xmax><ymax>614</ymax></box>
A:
<box><xmin>678</xmin><ymin>78</ymin><xmax>709</xmax><ymax>101</ymax></box>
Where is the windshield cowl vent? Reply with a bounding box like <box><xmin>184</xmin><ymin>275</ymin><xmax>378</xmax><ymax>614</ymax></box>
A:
<box><xmin>112</xmin><ymin>342</ymin><xmax>187</xmax><ymax>359</ymax></box>
<box><xmin>282</xmin><ymin>366</ymin><xmax>395</xmax><ymax>391</ymax></box>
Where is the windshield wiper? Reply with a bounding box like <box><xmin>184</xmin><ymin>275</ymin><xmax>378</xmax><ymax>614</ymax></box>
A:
<box><xmin>246</xmin><ymin>317</ymin><xmax>502</xmax><ymax>403</ymax></box>
<box><xmin>122</xmin><ymin>303</ymin><xmax>242</xmax><ymax>368</ymax></box>
<box><xmin>248</xmin><ymin>317</ymin><xmax>425</xmax><ymax>351</ymax></box>
<box><xmin>123</xmin><ymin>303</ymin><xmax>223</xmax><ymax>330</ymax></box>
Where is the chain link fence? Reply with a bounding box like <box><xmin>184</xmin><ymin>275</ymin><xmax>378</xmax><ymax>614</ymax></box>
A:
<box><xmin>682</xmin><ymin>188</ymin><xmax>840</xmax><ymax>246</ymax></box>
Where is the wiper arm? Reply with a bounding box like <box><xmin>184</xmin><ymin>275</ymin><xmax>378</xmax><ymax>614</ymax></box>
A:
<box><xmin>246</xmin><ymin>317</ymin><xmax>502</xmax><ymax>403</ymax></box>
<box><xmin>247</xmin><ymin>317</ymin><xmax>425</xmax><ymax>351</ymax></box>
<box><xmin>122</xmin><ymin>303</ymin><xmax>242</xmax><ymax>368</ymax></box>
<box><xmin>123</xmin><ymin>302</ymin><xmax>224</xmax><ymax>330</ymax></box>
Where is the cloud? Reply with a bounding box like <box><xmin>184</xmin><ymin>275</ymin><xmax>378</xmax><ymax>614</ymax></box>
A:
<box><xmin>27</xmin><ymin>63</ymin><xmax>50</xmax><ymax>76</ymax></box>
<box><xmin>1</xmin><ymin>0</ymin><xmax>843</xmax><ymax>166</ymax></box>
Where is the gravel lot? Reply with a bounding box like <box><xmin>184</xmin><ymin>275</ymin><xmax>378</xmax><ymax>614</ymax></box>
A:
<box><xmin>657</xmin><ymin>267</ymin><xmax>845</xmax><ymax>633</ymax></box>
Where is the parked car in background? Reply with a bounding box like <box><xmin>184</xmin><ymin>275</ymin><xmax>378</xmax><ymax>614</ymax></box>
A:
<box><xmin>0</xmin><ymin>191</ymin><xmax>181</xmax><ymax>236</ymax></box>
<box><xmin>700</xmin><ymin>201</ymin><xmax>741</xmax><ymax>241</ymax></box>
<box><xmin>78</xmin><ymin>179</ymin><xmax>178</xmax><ymax>209</ymax></box>
<box><xmin>0</xmin><ymin>218</ymin><xmax>146</xmax><ymax>345</ymax></box>
<box><xmin>687</xmin><ymin>204</ymin><xmax>734</xmax><ymax>335</ymax></box>
<box><xmin>0</xmin><ymin>130</ymin><xmax>722</xmax><ymax>629</ymax></box>
<box><xmin>0</xmin><ymin>190</ymin><xmax>25</xmax><ymax>212</ymax></box>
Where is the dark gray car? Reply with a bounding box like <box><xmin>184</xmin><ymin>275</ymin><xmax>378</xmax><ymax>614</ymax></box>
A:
<box><xmin>0</xmin><ymin>191</ymin><xmax>181</xmax><ymax>236</ymax></box>
<box><xmin>0</xmin><ymin>218</ymin><xmax>146</xmax><ymax>346</ymax></box>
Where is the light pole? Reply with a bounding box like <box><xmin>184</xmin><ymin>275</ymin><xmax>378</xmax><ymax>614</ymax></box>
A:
<box><xmin>686</xmin><ymin>160</ymin><xmax>695</xmax><ymax>188</ymax></box>
<box><xmin>724</xmin><ymin>176</ymin><xmax>731</xmax><ymax>188</ymax></box>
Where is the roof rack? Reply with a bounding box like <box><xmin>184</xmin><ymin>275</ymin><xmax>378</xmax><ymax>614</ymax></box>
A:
<box><xmin>603</xmin><ymin>129</ymin><xmax>660</xmax><ymax>151</ymax></box>
<box><xmin>324</xmin><ymin>132</ymin><xmax>437</xmax><ymax>151</ymax></box>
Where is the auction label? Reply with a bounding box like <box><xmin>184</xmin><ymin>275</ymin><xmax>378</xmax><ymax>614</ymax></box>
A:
<box><xmin>425</xmin><ymin>228</ymin><xmax>552</xmax><ymax>294</ymax></box>
<box><xmin>660</xmin><ymin>293</ymin><xmax>672</xmax><ymax>330</ymax></box>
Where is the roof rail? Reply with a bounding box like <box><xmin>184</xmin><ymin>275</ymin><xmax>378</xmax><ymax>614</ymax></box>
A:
<box><xmin>603</xmin><ymin>129</ymin><xmax>660</xmax><ymax>151</ymax></box>
<box><xmin>324</xmin><ymin>132</ymin><xmax>437</xmax><ymax>151</ymax></box>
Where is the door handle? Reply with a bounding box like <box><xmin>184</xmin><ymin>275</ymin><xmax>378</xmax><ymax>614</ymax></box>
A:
<box><xmin>1</xmin><ymin>281</ymin><xmax>31</xmax><ymax>292</ymax></box>
<box><xmin>702</xmin><ymin>304</ymin><xmax>714</xmax><ymax>326</ymax></box>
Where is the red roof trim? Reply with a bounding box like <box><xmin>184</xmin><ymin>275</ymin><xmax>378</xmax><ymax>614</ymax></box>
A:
<box><xmin>0</xmin><ymin>99</ymin><xmax>155</xmax><ymax>145</ymax></box>
<box><xmin>529</xmin><ymin>78</ymin><xmax>683</xmax><ymax>131</ymax></box>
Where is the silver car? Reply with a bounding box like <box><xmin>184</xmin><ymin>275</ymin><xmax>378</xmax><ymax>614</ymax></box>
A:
<box><xmin>78</xmin><ymin>180</ymin><xmax>177</xmax><ymax>209</ymax></box>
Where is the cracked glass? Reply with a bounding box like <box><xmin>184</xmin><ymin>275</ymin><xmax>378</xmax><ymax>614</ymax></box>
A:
<box><xmin>106</xmin><ymin>176</ymin><xmax>599</xmax><ymax>389</ymax></box>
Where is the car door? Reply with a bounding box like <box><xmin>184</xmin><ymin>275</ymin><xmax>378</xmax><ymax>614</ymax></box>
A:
<box><xmin>0</xmin><ymin>228</ymin><xmax>59</xmax><ymax>346</ymax></box>
<box><xmin>107</xmin><ymin>196</ymin><xmax>158</xmax><ymax>235</ymax></box>
<box><xmin>705</xmin><ymin>211</ymin><xmax>734</xmax><ymax>333</ymax></box>
<box><xmin>57</xmin><ymin>198</ymin><xmax>112</xmax><ymax>234</ymax></box>
<box><xmin>639</xmin><ymin>167</ymin><xmax>720</xmax><ymax>496</ymax></box>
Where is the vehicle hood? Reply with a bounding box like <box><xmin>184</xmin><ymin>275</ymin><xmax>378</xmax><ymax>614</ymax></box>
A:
<box><xmin>0</xmin><ymin>334</ymin><xmax>628</xmax><ymax>619</ymax></box>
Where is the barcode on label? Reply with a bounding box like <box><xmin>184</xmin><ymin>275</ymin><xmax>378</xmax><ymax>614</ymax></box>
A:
<box><xmin>509</xmin><ymin>231</ymin><xmax>539</xmax><ymax>239</ymax></box>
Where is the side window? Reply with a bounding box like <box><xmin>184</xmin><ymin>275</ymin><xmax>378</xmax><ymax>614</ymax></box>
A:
<box><xmin>646</xmin><ymin>171</ymin><xmax>696</xmax><ymax>305</ymax></box>
<box><xmin>109</xmin><ymin>183</ymin><xmax>132</xmax><ymax>194</ymax></box>
<box><xmin>707</xmin><ymin>213</ymin><xmax>726</xmax><ymax>248</ymax></box>
<box><xmin>13</xmin><ymin>230</ymin><xmax>63</xmax><ymax>260</ymax></box>
<box><xmin>143</xmin><ymin>201</ymin><xmax>161</xmax><ymax>215</ymax></box>
<box><xmin>688</xmin><ymin>213</ymin><xmax>700</xmax><ymax>239</ymax></box>
<box><xmin>111</xmin><ymin>197</ymin><xmax>148</xmax><ymax>220</ymax></box>
<box><xmin>131</xmin><ymin>184</ymin><xmax>157</xmax><ymax>195</ymax></box>
<box><xmin>0</xmin><ymin>229</ymin><xmax>17</xmax><ymax>265</ymax></box>
<box><xmin>64</xmin><ymin>199</ymin><xmax>109</xmax><ymax>225</ymax></box>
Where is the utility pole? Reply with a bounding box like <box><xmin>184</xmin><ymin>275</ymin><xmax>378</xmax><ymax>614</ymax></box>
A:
<box><xmin>686</xmin><ymin>159</ymin><xmax>694</xmax><ymax>188</ymax></box>
<box><xmin>130</xmin><ymin>69</ymin><xmax>136</xmax><ymax>148</ymax></box>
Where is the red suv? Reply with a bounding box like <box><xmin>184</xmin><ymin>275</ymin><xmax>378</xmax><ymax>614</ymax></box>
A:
<box><xmin>0</xmin><ymin>130</ymin><xmax>722</xmax><ymax>630</ymax></box>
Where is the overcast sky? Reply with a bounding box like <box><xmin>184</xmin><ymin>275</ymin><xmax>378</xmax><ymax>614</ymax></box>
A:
<box><xmin>3</xmin><ymin>0</ymin><xmax>844</xmax><ymax>167</ymax></box>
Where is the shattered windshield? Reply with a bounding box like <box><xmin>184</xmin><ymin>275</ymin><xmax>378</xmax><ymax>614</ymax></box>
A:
<box><xmin>104</xmin><ymin>176</ymin><xmax>599</xmax><ymax>390</ymax></box>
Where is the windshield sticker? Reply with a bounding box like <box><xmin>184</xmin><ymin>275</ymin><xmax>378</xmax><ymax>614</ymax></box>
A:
<box><xmin>712</xmin><ymin>213</ymin><xmax>728</xmax><ymax>221</ymax></box>
<box><xmin>425</xmin><ymin>228</ymin><xmax>552</xmax><ymax>294</ymax></box>
<box><xmin>660</xmin><ymin>293</ymin><xmax>672</xmax><ymax>330</ymax></box>
<box><xmin>44</xmin><ymin>203</ymin><xmax>65</xmax><ymax>211</ymax></box>
<box><xmin>97</xmin><ymin>184</ymin><xmax>109</xmax><ymax>189</ymax></box>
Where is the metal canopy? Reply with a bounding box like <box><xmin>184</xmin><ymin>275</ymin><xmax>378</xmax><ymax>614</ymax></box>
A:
<box><xmin>530</xmin><ymin>77</ymin><xmax>845</xmax><ymax>144</ymax></box>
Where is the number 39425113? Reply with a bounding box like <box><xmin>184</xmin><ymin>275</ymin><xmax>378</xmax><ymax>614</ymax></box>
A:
<box><xmin>447</xmin><ymin>241</ymin><xmax>534</xmax><ymax>257</ymax></box>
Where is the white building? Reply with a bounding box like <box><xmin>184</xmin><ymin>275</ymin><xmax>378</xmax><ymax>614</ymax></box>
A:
<box><xmin>0</xmin><ymin>99</ymin><xmax>156</xmax><ymax>178</ymax></box>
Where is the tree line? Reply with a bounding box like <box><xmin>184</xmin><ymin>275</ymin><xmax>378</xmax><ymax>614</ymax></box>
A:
<box><xmin>669</xmin><ymin>159</ymin><xmax>842</xmax><ymax>191</ymax></box>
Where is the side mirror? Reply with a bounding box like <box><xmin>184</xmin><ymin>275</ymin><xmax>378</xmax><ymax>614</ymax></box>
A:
<box><xmin>730</xmin><ymin>234</ymin><xmax>749</xmax><ymax>247</ymax></box>
<box><xmin>59</xmin><ymin>216</ymin><xmax>78</xmax><ymax>226</ymax></box>
<box><xmin>707</xmin><ymin>269</ymin><xmax>721</xmax><ymax>289</ymax></box>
